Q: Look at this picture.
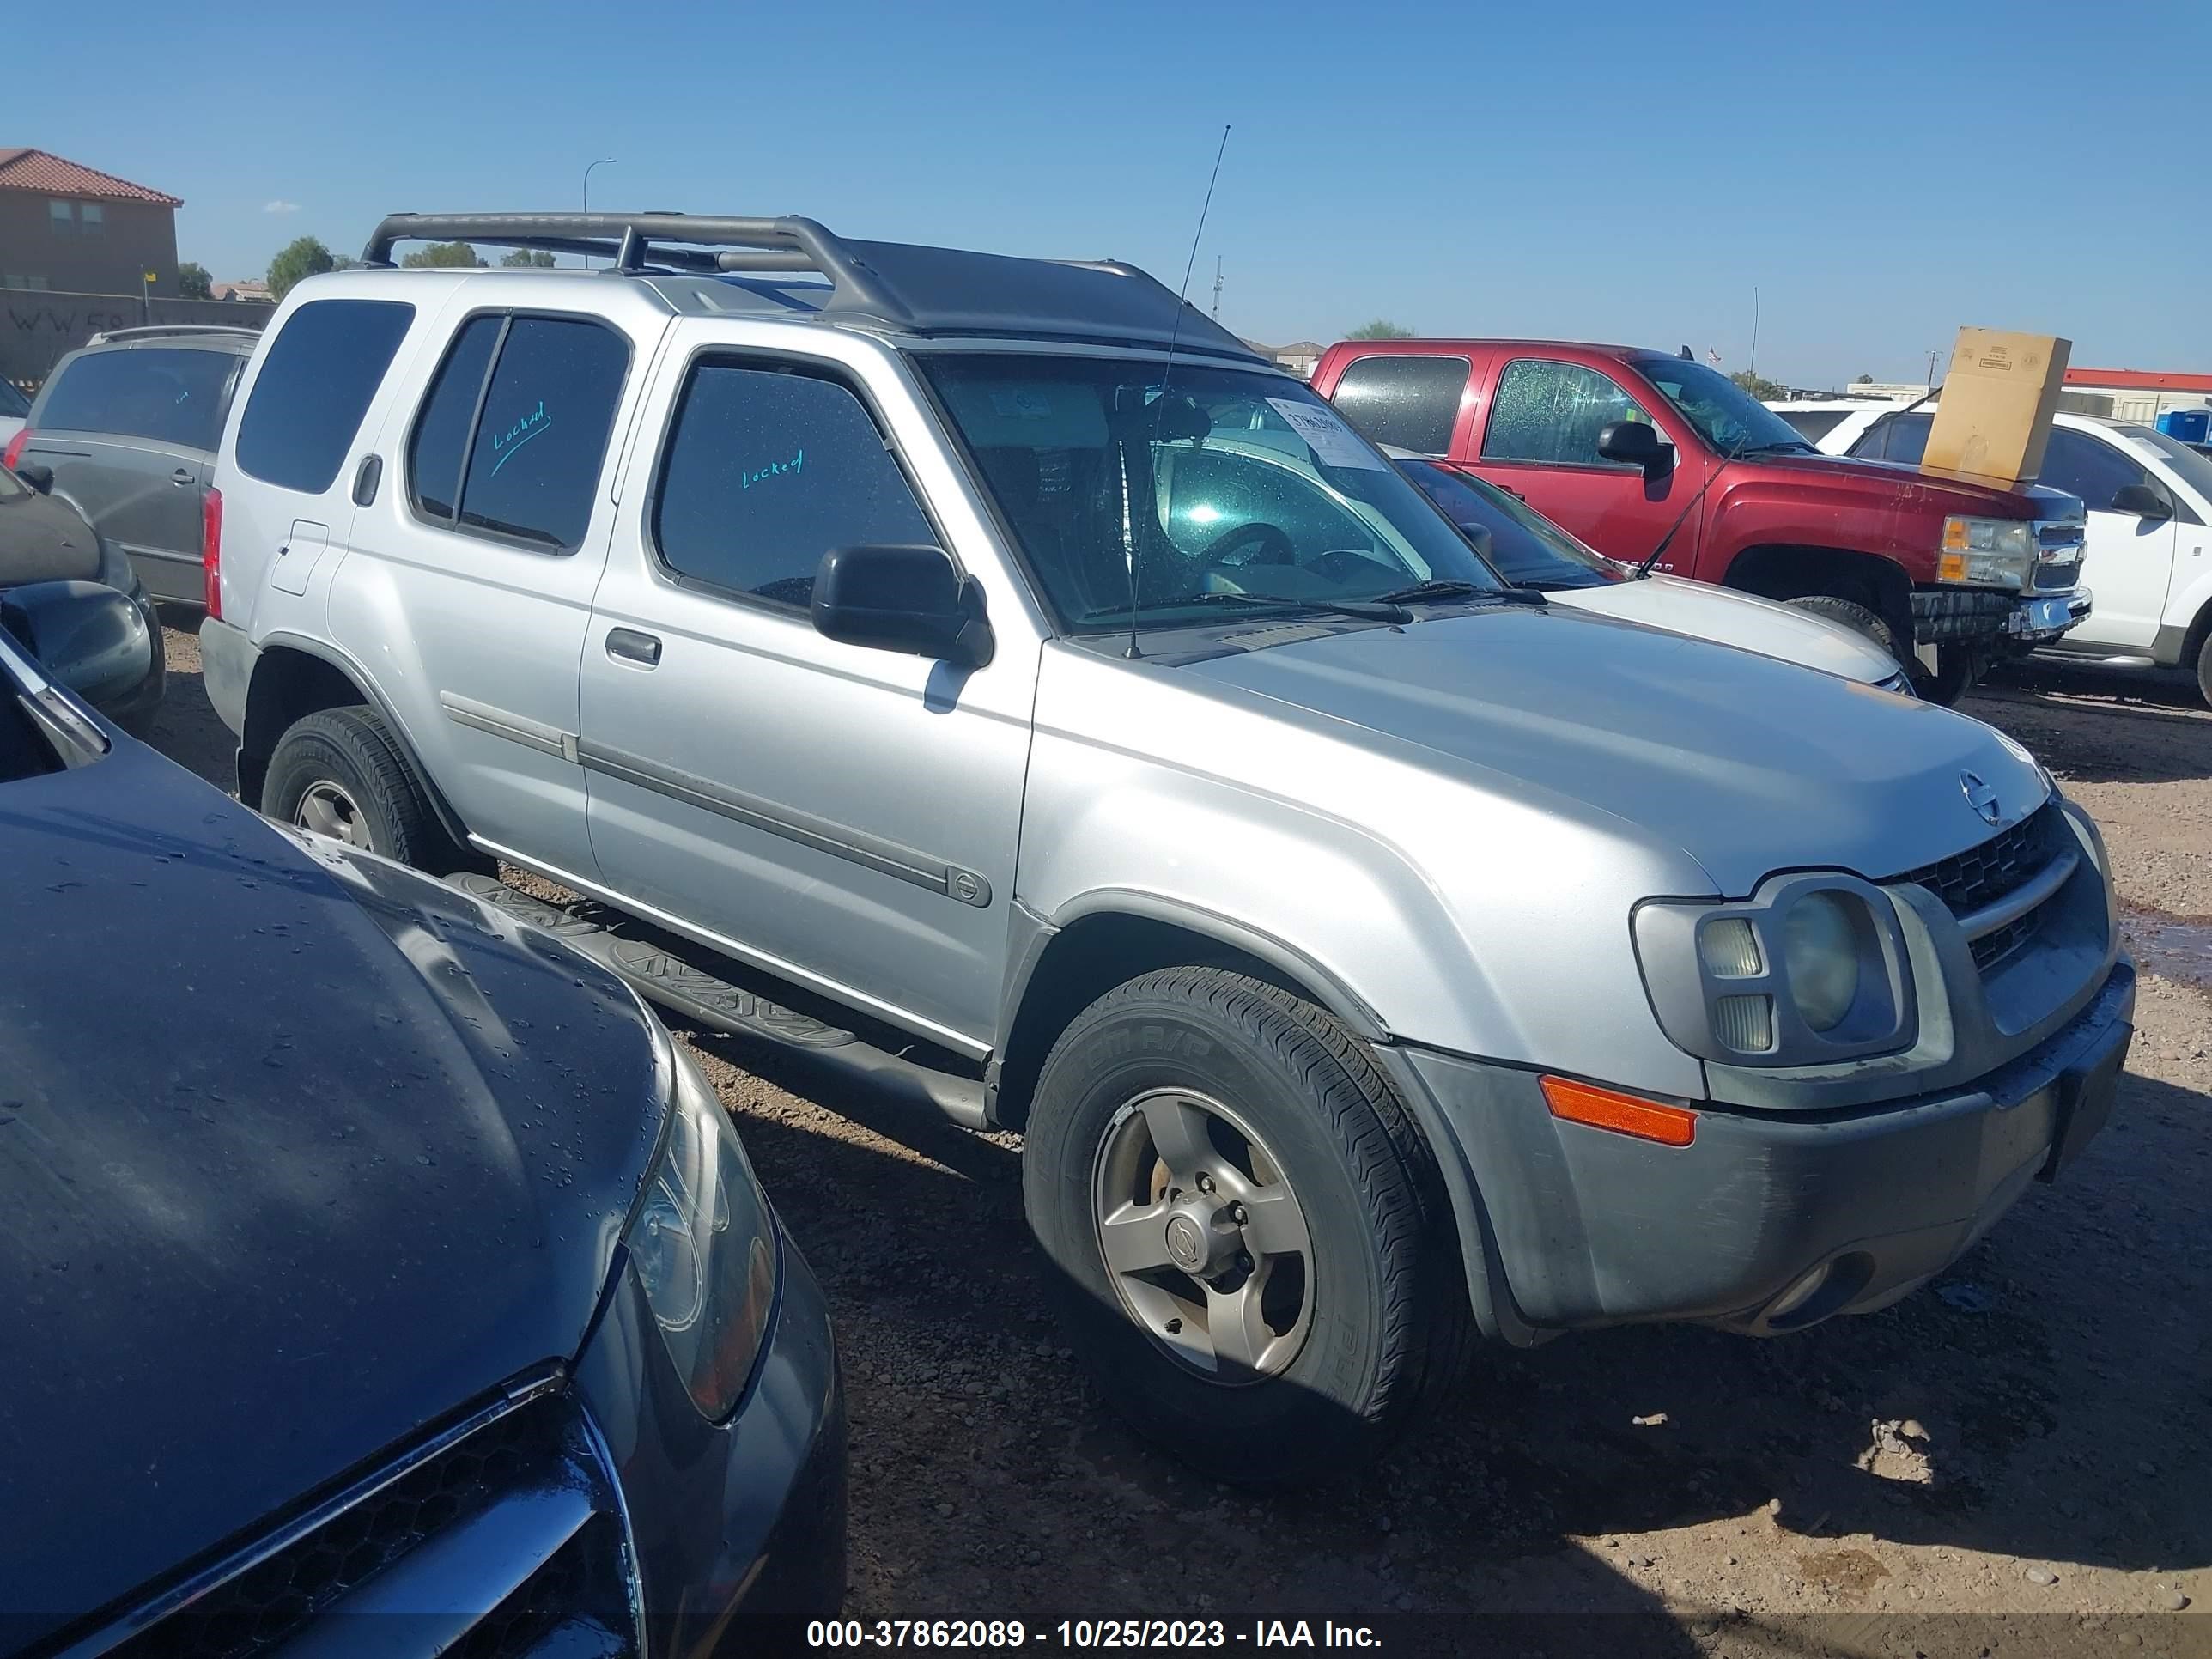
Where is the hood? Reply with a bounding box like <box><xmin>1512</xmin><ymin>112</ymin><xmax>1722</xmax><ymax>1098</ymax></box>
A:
<box><xmin>0</xmin><ymin>741</ymin><xmax>665</xmax><ymax>1648</ymax></box>
<box><xmin>1752</xmin><ymin>449</ymin><xmax>2081</xmax><ymax>519</ymax></box>
<box><xmin>0</xmin><ymin>488</ymin><xmax>101</xmax><ymax>586</ymax></box>
<box><xmin>1176</xmin><ymin>605</ymin><xmax>2048</xmax><ymax>895</ymax></box>
<box><xmin>1548</xmin><ymin>574</ymin><xmax>1898</xmax><ymax>685</ymax></box>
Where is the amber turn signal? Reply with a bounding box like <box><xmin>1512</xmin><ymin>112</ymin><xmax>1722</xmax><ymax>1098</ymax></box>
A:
<box><xmin>1540</xmin><ymin>1075</ymin><xmax>1698</xmax><ymax>1147</ymax></box>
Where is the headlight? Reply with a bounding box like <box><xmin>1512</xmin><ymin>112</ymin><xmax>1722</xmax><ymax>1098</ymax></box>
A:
<box><xmin>94</xmin><ymin>535</ymin><xmax>143</xmax><ymax>599</ymax></box>
<box><xmin>1782</xmin><ymin>893</ymin><xmax>1860</xmax><ymax>1031</ymax></box>
<box><xmin>1633</xmin><ymin>875</ymin><xmax>1915</xmax><ymax>1068</ymax></box>
<box><xmin>1937</xmin><ymin>517</ymin><xmax>2033</xmax><ymax>589</ymax></box>
<box><xmin>625</xmin><ymin>1041</ymin><xmax>780</xmax><ymax>1420</ymax></box>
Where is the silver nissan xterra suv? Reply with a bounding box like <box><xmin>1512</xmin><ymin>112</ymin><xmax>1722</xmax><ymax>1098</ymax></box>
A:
<box><xmin>199</xmin><ymin>212</ymin><xmax>2135</xmax><ymax>1485</ymax></box>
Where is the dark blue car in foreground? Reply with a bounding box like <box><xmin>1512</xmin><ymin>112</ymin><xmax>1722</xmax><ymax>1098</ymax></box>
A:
<box><xmin>0</xmin><ymin>622</ymin><xmax>844</xmax><ymax>1656</ymax></box>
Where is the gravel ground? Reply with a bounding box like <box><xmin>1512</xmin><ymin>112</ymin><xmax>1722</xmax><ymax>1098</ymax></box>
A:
<box><xmin>150</xmin><ymin>627</ymin><xmax>2209</xmax><ymax>1653</ymax></box>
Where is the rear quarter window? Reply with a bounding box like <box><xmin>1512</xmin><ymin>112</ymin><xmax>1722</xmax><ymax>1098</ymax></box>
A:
<box><xmin>36</xmin><ymin>347</ymin><xmax>238</xmax><ymax>450</ymax></box>
<box><xmin>235</xmin><ymin>300</ymin><xmax>415</xmax><ymax>494</ymax></box>
<box><xmin>1328</xmin><ymin>356</ymin><xmax>1468</xmax><ymax>453</ymax></box>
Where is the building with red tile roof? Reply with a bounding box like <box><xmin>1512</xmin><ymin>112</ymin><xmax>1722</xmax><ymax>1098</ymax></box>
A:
<box><xmin>0</xmin><ymin>148</ymin><xmax>183</xmax><ymax>299</ymax></box>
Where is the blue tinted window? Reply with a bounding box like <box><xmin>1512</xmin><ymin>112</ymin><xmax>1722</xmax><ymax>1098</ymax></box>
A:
<box><xmin>408</xmin><ymin>316</ymin><xmax>501</xmax><ymax>521</ymax></box>
<box><xmin>237</xmin><ymin>300</ymin><xmax>414</xmax><ymax>493</ymax></box>
<box><xmin>455</xmin><ymin>318</ymin><xmax>629</xmax><ymax>550</ymax></box>
<box><xmin>654</xmin><ymin>363</ymin><xmax>934</xmax><ymax>607</ymax></box>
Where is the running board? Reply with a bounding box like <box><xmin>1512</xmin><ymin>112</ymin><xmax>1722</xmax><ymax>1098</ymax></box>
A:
<box><xmin>449</xmin><ymin>873</ymin><xmax>988</xmax><ymax>1128</ymax></box>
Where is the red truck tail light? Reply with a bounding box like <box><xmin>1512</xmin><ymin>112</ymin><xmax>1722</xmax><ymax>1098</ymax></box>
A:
<box><xmin>202</xmin><ymin>487</ymin><xmax>224</xmax><ymax>618</ymax></box>
<box><xmin>2</xmin><ymin>428</ymin><xmax>27</xmax><ymax>471</ymax></box>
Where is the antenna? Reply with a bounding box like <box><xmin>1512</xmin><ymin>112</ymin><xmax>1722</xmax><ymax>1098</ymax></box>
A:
<box><xmin>1212</xmin><ymin>255</ymin><xmax>1224</xmax><ymax>321</ymax></box>
<box><xmin>1127</xmin><ymin>123</ymin><xmax>1231</xmax><ymax>662</ymax></box>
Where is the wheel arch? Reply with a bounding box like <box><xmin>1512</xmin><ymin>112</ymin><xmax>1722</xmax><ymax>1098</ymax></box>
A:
<box><xmin>989</xmin><ymin>894</ymin><xmax>1387</xmax><ymax>1133</ymax></box>
<box><xmin>994</xmin><ymin>896</ymin><xmax>1535</xmax><ymax>1349</ymax></box>
<box><xmin>240</xmin><ymin>633</ymin><xmax>471</xmax><ymax>845</ymax></box>
<box><xmin>1723</xmin><ymin>543</ymin><xmax>1916</xmax><ymax>648</ymax></box>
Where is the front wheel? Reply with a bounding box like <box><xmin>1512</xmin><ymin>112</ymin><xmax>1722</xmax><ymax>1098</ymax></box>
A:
<box><xmin>1023</xmin><ymin>968</ymin><xmax>1470</xmax><ymax>1486</ymax></box>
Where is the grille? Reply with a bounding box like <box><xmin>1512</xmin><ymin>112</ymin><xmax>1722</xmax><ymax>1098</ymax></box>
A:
<box><xmin>1891</xmin><ymin>801</ymin><xmax>2063</xmax><ymax>971</ymax></box>
<box><xmin>2028</xmin><ymin>558</ymin><xmax>2081</xmax><ymax>592</ymax></box>
<box><xmin>108</xmin><ymin>1391</ymin><xmax>634</xmax><ymax>1659</ymax></box>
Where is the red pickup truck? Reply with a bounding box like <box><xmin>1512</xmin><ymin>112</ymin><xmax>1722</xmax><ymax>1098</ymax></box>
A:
<box><xmin>1311</xmin><ymin>340</ymin><xmax>2090</xmax><ymax>702</ymax></box>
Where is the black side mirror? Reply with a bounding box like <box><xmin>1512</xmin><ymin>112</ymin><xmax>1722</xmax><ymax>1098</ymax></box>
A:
<box><xmin>2109</xmin><ymin>482</ymin><xmax>2172</xmax><ymax>520</ymax></box>
<box><xmin>0</xmin><ymin>579</ymin><xmax>154</xmax><ymax>711</ymax></box>
<box><xmin>14</xmin><ymin>461</ymin><xmax>53</xmax><ymax>494</ymax></box>
<box><xmin>1597</xmin><ymin>421</ymin><xmax>1670</xmax><ymax>477</ymax></box>
<box><xmin>811</xmin><ymin>544</ymin><xmax>994</xmax><ymax>668</ymax></box>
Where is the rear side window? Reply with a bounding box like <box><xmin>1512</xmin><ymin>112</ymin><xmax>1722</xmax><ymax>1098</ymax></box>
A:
<box><xmin>405</xmin><ymin>314</ymin><xmax>629</xmax><ymax>551</ymax></box>
<box><xmin>37</xmin><ymin>347</ymin><xmax>237</xmax><ymax>449</ymax></box>
<box><xmin>1329</xmin><ymin>356</ymin><xmax>1468</xmax><ymax>453</ymax></box>
<box><xmin>1855</xmin><ymin>413</ymin><xmax>1931</xmax><ymax>466</ymax></box>
<box><xmin>653</xmin><ymin>362</ymin><xmax>935</xmax><ymax>609</ymax></box>
<box><xmin>1480</xmin><ymin>360</ymin><xmax>1655</xmax><ymax>466</ymax></box>
<box><xmin>2039</xmin><ymin>428</ymin><xmax>2154</xmax><ymax>514</ymax></box>
<box><xmin>235</xmin><ymin>300</ymin><xmax>414</xmax><ymax>493</ymax></box>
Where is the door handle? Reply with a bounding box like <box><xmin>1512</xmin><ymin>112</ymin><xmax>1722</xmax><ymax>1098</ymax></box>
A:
<box><xmin>170</xmin><ymin>467</ymin><xmax>194</xmax><ymax>485</ymax></box>
<box><xmin>605</xmin><ymin>628</ymin><xmax>662</xmax><ymax>667</ymax></box>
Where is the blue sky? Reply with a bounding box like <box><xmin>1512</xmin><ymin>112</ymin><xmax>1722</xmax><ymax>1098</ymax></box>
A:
<box><xmin>18</xmin><ymin>0</ymin><xmax>2207</xmax><ymax>389</ymax></box>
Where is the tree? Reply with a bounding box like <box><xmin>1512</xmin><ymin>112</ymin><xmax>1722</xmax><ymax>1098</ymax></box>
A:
<box><xmin>267</xmin><ymin>236</ymin><xmax>336</xmax><ymax>302</ymax></box>
<box><xmin>1854</xmin><ymin>373</ymin><xmax>1875</xmax><ymax>385</ymax></box>
<box><xmin>501</xmin><ymin>248</ymin><xmax>556</xmax><ymax>268</ymax></box>
<box><xmin>1347</xmin><ymin>319</ymin><xmax>1415</xmax><ymax>340</ymax></box>
<box><xmin>402</xmin><ymin>240</ymin><xmax>488</xmax><ymax>269</ymax></box>
<box><xmin>177</xmin><ymin>262</ymin><xmax>213</xmax><ymax>301</ymax></box>
<box><xmin>1730</xmin><ymin>368</ymin><xmax>1787</xmax><ymax>401</ymax></box>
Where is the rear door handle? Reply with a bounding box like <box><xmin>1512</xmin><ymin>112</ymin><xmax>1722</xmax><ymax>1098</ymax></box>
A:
<box><xmin>170</xmin><ymin>467</ymin><xmax>195</xmax><ymax>485</ymax></box>
<box><xmin>605</xmin><ymin>628</ymin><xmax>662</xmax><ymax>667</ymax></box>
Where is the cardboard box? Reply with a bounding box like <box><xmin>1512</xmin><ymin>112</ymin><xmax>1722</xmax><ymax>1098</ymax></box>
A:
<box><xmin>1922</xmin><ymin>326</ymin><xmax>2071</xmax><ymax>487</ymax></box>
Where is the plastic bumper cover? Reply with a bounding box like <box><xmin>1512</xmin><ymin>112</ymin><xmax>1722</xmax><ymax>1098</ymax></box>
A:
<box><xmin>197</xmin><ymin>613</ymin><xmax>257</xmax><ymax>739</ymax></box>
<box><xmin>574</xmin><ymin>1224</ymin><xmax>847</xmax><ymax>1653</ymax></box>
<box><xmin>1395</xmin><ymin>958</ymin><xmax>2133</xmax><ymax>1336</ymax></box>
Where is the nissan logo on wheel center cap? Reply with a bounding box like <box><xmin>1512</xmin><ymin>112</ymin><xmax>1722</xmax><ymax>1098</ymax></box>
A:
<box><xmin>1960</xmin><ymin>770</ymin><xmax>2002</xmax><ymax>827</ymax></box>
<box><xmin>1164</xmin><ymin>1213</ymin><xmax>1206</xmax><ymax>1271</ymax></box>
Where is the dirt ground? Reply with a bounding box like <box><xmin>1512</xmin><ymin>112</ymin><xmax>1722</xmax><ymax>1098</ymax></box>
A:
<box><xmin>152</xmin><ymin>625</ymin><xmax>2209</xmax><ymax>1655</ymax></box>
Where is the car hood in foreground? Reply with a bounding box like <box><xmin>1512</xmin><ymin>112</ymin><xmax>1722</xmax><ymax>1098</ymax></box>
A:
<box><xmin>1177</xmin><ymin>605</ymin><xmax>2046</xmax><ymax>894</ymax></box>
<box><xmin>0</xmin><ymin>488</ymin><xmax>102</xmax><ymax>586</ymax></box>
<box><xmin>1547</xmin><ymin>574</ymin><xmax>1899</xmax><ymax>684</ymax></box>
<box><xmin>0</xmin><ymin>741</ymin><xmax>665</xmax><ymax>1650</ymax></box>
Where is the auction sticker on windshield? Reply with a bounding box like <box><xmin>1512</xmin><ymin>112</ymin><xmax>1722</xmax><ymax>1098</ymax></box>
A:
<box><xmin>1266</xmin><ymin>398</ymin><xmax>1384</xmax><ymax>470</ymax></box>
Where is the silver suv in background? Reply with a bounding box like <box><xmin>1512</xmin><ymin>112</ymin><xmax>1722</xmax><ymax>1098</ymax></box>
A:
<box><xmin>5</xmin><ymin>325</ymin><xmax>261</xmax><ymax>604</ymax></box>
<box><xmin>200</xmin><ymin>213</ymin><xmax>2135</xmax><ymax>1484</ymax></box>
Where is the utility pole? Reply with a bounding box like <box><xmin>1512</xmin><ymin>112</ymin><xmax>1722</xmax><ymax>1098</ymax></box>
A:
<box><xmin>1927</xmin><ymin>348</ymin><xmax>1941</xmax><ymax>391</ymax></box>
<box><xmin>1212</xmin><ymin>256</ymin><xmax>1223</xmax><ymax>322</ymax></box>
<box><xmin>581</xmin><ymin>157</ymin><xmax>617</xmax><ymax>268</ymax></box>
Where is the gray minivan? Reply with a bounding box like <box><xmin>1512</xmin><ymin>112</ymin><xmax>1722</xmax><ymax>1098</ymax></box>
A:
<box><xmin>11</xmin><ymin>325</ymin><xmax>261</xmax><ymax>604</ymax></box>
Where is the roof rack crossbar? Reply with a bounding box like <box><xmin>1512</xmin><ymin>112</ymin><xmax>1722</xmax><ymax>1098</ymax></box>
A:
<box><xmin>86</xmin><ymin>324</ymin><xmax>264</xmax><ymax>344</ymax></box>
<box><xmin>360</xmin><ymin>212</ymin><xmax>907</xmax><ymax>322</ymax></box>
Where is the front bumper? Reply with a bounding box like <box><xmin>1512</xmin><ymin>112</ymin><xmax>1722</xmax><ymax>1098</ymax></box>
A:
<box><xmin>575</xmin><ymin>1223</ymin><xmax>847</xmax><ymax>1654</ymax></box>
<box><xmin>198</xmin><ymin>612</ymin><xmax>256</xmax><ymax>739</ymax></box>
<box><xmin>1911</xmin><ymin>586</ymin><xmax>2089</xmax><ymax>648</ymax></box>
<box><xmin>1397</xmin><ymin>958</ymin><xmax>2133</xmax><ymax>1336</ymax></box>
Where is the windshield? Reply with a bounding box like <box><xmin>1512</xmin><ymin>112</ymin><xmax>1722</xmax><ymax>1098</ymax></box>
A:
<box><xmin>0</xmin><ymin>380</ymin><xmax>28</xmax><ymax>418</ymax></box>
<box><xmin>1396</xmin><ymin>459</ymin><xmax>1620</xmax><ymax>589</ymax></box>
<box><xmin>919</xmin><ymin>355</ymin><xmax>1506</xmax><ymax>632</ymax></box>
<box><xmin>1635</xmin><ymin>357</ymin><xmax>1814</xmax><ymax>458</ymax></box>
<box><xmin>2139</xmin><ymin>427</ymin><xmax>2212</xmax><ymax>504</ymax></box>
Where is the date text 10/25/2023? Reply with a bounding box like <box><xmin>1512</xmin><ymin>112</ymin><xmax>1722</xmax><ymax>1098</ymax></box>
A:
<box><xmin>804</xmin><ymin>1620</ymin><xmax>1384</xmax><ymax>1650</ymax></box>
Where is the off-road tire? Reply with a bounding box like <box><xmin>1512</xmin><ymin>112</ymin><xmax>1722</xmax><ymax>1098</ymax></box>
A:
<box><xmin>1023</xmin><ymin>966</ymin><xmax>1473</xmax><ymax>1486</ymax></box>
<box><xmin>263</xmin><ymin>706</ymin><xmax>475</xmax><ymax>872</ymax></box>
<box><xmin>1917</xmin><ymin>646</ymin><xmax>1978</xmax><ymax>706</ymax></box>
<box><xmin>1784</xmin><ymin>594</ymin><xmax>1908</xmax><ymax>668</ymax></box>
<box><xmin>2196</xmin><ymin>627</ymin><xmax>2212</xmax><ymax>710</ymax></box>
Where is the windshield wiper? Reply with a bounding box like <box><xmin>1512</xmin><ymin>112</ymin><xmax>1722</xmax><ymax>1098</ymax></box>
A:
<box><xmin>1373</xmin><ymin>579</ymin><xmax>1547</xmax><ymax>607</ymax></box>
<box><xmin>1728</xmin><ymin>439</ymin><xmax>1819</xmax><ymax>458</ymax></box>
<box><xmin>1184</xmin><ymin>591</ymin><xmax>1414</xmax><ymax>624</ymax></box>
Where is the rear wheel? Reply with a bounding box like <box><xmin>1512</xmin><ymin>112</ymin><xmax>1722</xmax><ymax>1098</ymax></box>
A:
<box><xmin>1023</xmin><ymin>967</ymin><xmax>1471</xmax><ymax>1486</ymax></box>
<box><xmin>2196</xmin><ymin>629</ymin><xmax>2212</xmax><ymax>709</ymax></box>
<box><xmin>1918</xmin><ymin>645</ymin><xmax>1979</xmax><ymax>707</ymax></box>
<box><xmin>263</xmin><ymin>706</ymin><xmax>476</xmax><ymax>872</ymax></box>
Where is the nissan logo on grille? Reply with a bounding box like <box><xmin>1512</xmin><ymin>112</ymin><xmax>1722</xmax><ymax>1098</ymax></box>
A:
<box><xmin>1961</xmin><ymin>770</ymin><xmax>2002</xmax><ymax>827</ymax></box>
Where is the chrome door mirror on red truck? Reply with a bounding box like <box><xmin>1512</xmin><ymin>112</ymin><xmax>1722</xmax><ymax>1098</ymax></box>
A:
<box><xmin>1597</xmin><ymin>420</ymin><xmax>1672</xmax><ymax>477</ymax></box>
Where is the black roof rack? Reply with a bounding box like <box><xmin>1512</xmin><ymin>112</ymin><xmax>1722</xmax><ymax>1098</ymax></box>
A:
<box><xmin>361</xmin><ymin>212</ymin><xmax>1265</xmax><ymax>363</ymax></box>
